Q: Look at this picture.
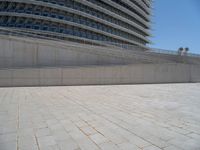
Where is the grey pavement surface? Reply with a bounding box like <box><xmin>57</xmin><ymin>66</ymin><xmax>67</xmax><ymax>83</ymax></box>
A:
<box><xmin>0</xmin><ymin>83</ymin><xmax>200</xmax><ymax>150</ymax></box>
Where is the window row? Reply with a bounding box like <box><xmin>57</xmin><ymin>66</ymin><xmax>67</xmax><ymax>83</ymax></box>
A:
<box><xmin>0</xmin><ymin>16</ymin><xmax>146</xmax><ymax>45</ymax></box>
<box><xmin>86</xmin><ymin>0</ymin><xmax>147</xmax><ymax>28</ymax></box>
<box><xmin>111</xmin><ymin>0</ymin><xmax>148</xmax><ymax>21</ymax></box>
<box><xmin>34</xmin><ymin>0</ymin><xmax>148</xmax><ymax>30</ymax></box>
<box><xmin>0</xmin><ymin>2</ymin><xmax>147</xmax><ymax>42</ymax></box>
<box><xmin>129</xmin><ymin>0</ymin><xmax>149</xmax><ymax>14</ymax></box>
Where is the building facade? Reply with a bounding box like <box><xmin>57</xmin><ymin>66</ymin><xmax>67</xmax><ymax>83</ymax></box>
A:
<box><xmin>0</xmin><ymin>0</ymin><xmax>152</xmax><ymax>47</ymax></box>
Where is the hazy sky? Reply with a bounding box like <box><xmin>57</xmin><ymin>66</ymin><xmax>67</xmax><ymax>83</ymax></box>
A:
<box><xmin>149</xmin><ymin>0</ymin><xmax>200</xmax><ymax>54</ymax></box>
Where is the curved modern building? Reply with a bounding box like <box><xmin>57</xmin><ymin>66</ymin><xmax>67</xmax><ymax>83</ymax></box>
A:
<box><xmin>0</xmin><ymin>0</ymin><xmax>152</xmax><ymax>47</ymax></box>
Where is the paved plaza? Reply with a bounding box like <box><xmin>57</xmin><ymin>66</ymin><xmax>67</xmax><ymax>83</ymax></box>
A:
<box><xmin>0</xmin><ymin>83</ymin><xmax>200</xmax><ymax>150</ymax></box>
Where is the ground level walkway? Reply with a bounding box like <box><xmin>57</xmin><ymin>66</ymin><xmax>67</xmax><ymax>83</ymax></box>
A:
<box><xmin>0</xmin><ymin>84</ymin><xmax>200</xmax><ymax>150</ymax></box>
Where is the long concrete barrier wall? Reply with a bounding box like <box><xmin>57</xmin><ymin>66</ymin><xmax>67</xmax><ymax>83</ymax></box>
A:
<box><xmin>2</xmin><ymin>35</ymin><xmax>196</xmax><ymax>69</ymax></box>
<box><xmin>0</xmin><ymin>63</ymin><xmax>199</xmax><ymax>87</ymax></box>
<box><xmin>2</xmin><ymin>35</ymin><xmax>200</xmax><ymax>70</ymax></box>
<box><xmin>0</xmin><ymin>35</ymin><xmax>147</xmax><ymax>69</ymax></box>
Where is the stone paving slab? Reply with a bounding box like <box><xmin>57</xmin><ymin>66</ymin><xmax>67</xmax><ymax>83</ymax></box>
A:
<box><xmin>0</xmin><ymin>83</ymin><xmax>200</xmax><ymax>150</ymax></box>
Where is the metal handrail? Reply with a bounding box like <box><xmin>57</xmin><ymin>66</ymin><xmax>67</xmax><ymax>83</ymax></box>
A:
<box><xmin>149</xmin><ymin>48</ymin><xmax>200</xmax><ymax>58</ymax></box>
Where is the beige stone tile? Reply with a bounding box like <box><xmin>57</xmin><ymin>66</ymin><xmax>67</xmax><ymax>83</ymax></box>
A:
<box><xmin>117</xmin><ymin>142</ymin><xmax>140</xmax><ymax>150</ymax></box>
<box><xmin>89</xmin><ymin>133</ymin><xmax>109</xmax><ymax>145</ymax></box>
<box><xmin>36</xmin><ymin>127</ymin><xmax>51</xmax><ymax>138</ymax></box>
<box><xmin>143</xmin><ymin>145</ymin><xmax>162</xmax><ymax>150</ymax></box>
<box><xmin>58</xmin><ymin>139</ymin><xmax>79</xmax><ymax>150</ymax></box>
<box><xmin>0</xmin><ymin>84</ymin><xmax>200</xmax><ymax>150</ymax></box>
<box><xmin>80</xmin><ymin>126</ymin><xmax>97</xmax><ymax>136</ymax></box>
<box><xmin>99</xmin><ymin>141</ymin><xmax>120</xmax><ymax>150</ymax></box>
<box><xmin>38</xmin><ymin>136</ymin><xmax>56</xmax><ymax>147</ymax></box>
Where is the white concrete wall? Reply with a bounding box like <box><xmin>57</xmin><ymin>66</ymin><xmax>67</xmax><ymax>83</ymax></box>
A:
<box><xmin>0</xmin><ymin>63</ymin><xmax>199</xmax><ymax>87</ymax></box>
<box><xmin>0</xmin><ymin>35</ymin><xmax>142</xmax><ymax>68</ymax></box>
<box><xmin>1</xmin><ymin>35</ymin><xmax>185</xmax><ymax>69</ymax></box>
<box><xmin>1</xmin><ymin>35</ymin><xmax>200</xmax><ymax>69</ymax></box>
<box><xmin>191</xmin><ymin>65</ymin><xmax>200</xmax><ymax>82</ymax></box>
